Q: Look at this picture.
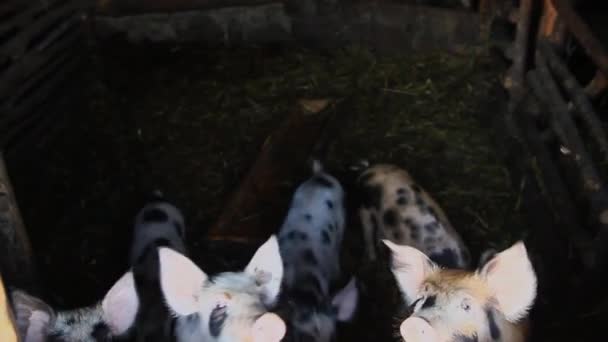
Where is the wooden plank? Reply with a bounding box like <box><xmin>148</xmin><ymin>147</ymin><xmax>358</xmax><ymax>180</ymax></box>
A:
<box><xmin>0</xmin><ymin>25</ymin><xmax>80</xmax><ymax>102</ymax></box>
<box><xmin>0</xmin><ymin>152</ymin><xmax>38</xmax><ymax>292</ymax></box>
<box><xmin>96</xmin><ymin>0</ymin><xmax>278</xmax><ymax>16</ymax></box>
<box><xmin>207</xmin><ymin>99</ymin><xmax>335</xmax><ymax>243</ymax></box>
<box><xmin>552</xmin><ymin>0</ymin><xmax>608</xmax><ymax>77</ymax></box>
<box><xmin>0</xmin><ymin>1</ymin><xmax>81</xmax><ymax>59</ymax></box>
<box><xmin>0</xmin><ymin>52</ymin><xmax>79</xmax><ymax>131</ymax></box>
<box><xmin>0</xmin><ymin>273</ymin><xmax>19</xmax><ymax>342</ymax></box>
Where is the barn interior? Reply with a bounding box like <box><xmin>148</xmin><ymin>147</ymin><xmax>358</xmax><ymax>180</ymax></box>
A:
<box><xmin>0</xmin><ymin>0</ymin><xmax>607</xmax><ymax>341</ymax></box>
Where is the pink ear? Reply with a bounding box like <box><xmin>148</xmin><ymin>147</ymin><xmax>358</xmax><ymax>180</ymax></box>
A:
<box><xmin>102</xmin><ymin>271</ymin><xmax>139</xmax><ymax>335</ymax></box>
<box><xmin>478</xmin><ymin>241</ymin><xmax>537</xmax><ymax>322</ymax></box>
<box><xmin>252</xmin><ymin>313</ymin><xmax>286</xmax><ymax>342</ymax></box>
<box><xmin>244</xmin><ymin>235</ymin><xmax>284</xmax><ymax>306</ymax></box>
<box><xmin>158</xmin><ymin>247</ymin><xmax>207</xmax><ymax>316</ymax></box>
<box><xmin>11</xmin><ymin>290</ymin><xmax>56</xmax><ymax>342</ymax></box>
<box><xmin>383</xmin><ymin>240</ymin><xmax>437</xmax><ymax>305</ymax></box>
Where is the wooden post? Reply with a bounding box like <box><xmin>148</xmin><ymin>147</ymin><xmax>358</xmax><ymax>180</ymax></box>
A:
<box><xmin>206</xmin><ymin>99</ymin><xmax>334</xmax><ymax>244</ymax></box>
<box><xmin>0</xmin><ymin>273</ymin><xmax>19</xmax><ymax>342</ymax></box>
<box><xmin>0</xmin><ymin>153</ymin><xmax>38</xmax><ymax>293</ymax></box>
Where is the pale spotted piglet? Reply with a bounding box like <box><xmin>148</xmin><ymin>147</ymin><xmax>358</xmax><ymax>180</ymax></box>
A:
<box><xmin>12</xmin><ymin>271</ymin><xmax>139</xmax><ymax>342</ymax></box>
<box><xmin>355</xmin><ymin>163</ymin><xmax>470</xmax><ymax>269</ymax></box>
<box><xmin>386</xmin><ymin>240</ymin><xmax>537</xmax><ymax>342</ymax></box>
<box><xmin>277</xmin><ymin>160</ymin><xmax>359</xmax><ymax>342</ymax></box>
<box><xmin>11</xmin><ymin>193</ymin><xmax>188</xmax><ymax>342</ymax></box>
<box><xmin>158</xmin><ymin>235</ymin><xmax>286</xmax><ymax>342</ymax></box>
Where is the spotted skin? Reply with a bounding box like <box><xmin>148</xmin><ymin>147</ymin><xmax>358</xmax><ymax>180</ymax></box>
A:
<box><xmin>356</xmin><ymin>163</ymin><xmax>470</xmax><ymax>269</ymax></box>
<box><xmin>276</xmin><ymin>160</ymin><xmax>358</xmax><ymax>342</ymax></box>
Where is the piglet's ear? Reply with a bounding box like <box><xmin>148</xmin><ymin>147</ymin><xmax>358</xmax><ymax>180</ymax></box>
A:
<box><xmin>251</xmin><ymin>312</ymin><xmax>286</xmax><ymax>342</ymax></box>
<box><xmin>331</xmin><ymin>277</ymin><xmax>359</xmax><ymax>322</ymax></box>
<box><xmin>102</xmin><ymin>271</ymin><xmax>139</xmax><ymax>336</ymax></box>
<box><xmin>11</xmin><ymin>290</ymin><xmax>56</xmax><ymax>342</ymax></box>
<box><xmin>384</xmin><ymin>240</ymin><xmax>437</xmax><ymax>306</ymax></box>
<box><xmin>478</xmin><ymin>241</ymin><xmax>537</xmax><ymax>322</ymax></box>
<box><xmin>245</xmin><ymin>235</ymin><xmax>284</xmax><ymax>306</ymax></box>
<box><xmin>158</xmin><ymin>247</ymin><xmax>207</xmax><ymax>317</ymax></box>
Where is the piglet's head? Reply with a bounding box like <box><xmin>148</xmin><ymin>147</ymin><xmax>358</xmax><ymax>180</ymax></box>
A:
<box><xmin>385</xmin><ymin>240</ymin><xmax>537</xmax><ymax>342</ymax></box>
<box><xmin>12</xmin><ymin>271</ymin><xmax>139</xmax><ymax>342</ymax></box>
<box><xmin>158</xmin><ymin>235</ymin><xmax>286</xmax><ymax>342</ymax></box>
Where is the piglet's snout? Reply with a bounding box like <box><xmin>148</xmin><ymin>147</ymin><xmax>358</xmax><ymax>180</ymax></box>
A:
<box><xmin>400</xmin><ymin>317</ymin><xmax>438</xmax><ymax>342</ymax></box>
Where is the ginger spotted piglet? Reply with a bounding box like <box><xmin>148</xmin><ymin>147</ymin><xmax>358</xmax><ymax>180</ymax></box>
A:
<box><xmin>386</xmin><ymin>240</ymin><xmax>537</xmax><ymax>342</ymax></box>
<box><xmin>355</xmin><ymin>163</ymin><xmax>470</xmax><ymax>269</ymax></box>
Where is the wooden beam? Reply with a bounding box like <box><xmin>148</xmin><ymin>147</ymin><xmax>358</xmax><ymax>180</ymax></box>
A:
<box><xmin>552</xmin><ymin>0</ymin><xmax>608</xmax><ymax>77</ymax></box>
<box><xmin>0</xmin><ymin>274</ymin><xmax>19</xmax><ymax>342</ymax></box>
<box><xmin>96</xmin><ymin>0</ymin><xmax>278</xmax><ymax>16</ymax></box>
<box><xmin>505</xmin><ymin>0</ymin><xmax>533</xmax><ymax>112</ymax></box>
<box><xmin>539</xmin><ymin>40</ymin><xmax>608</xmax><ymax>163</ymax></box>
<box><xmin>206</xmin><ymin>99</ymin><xmax>335</xmax><ymax>243</ymax></box>
<box><xmin>0</xmin><ymin>153</ymin><xmax>38</xmax><ymax>292</ymax></box>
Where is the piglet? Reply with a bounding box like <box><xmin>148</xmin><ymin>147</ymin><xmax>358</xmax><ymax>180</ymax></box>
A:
<box><xmin>386</xmin><ymin>240</ymin><xmax>537</xmax><ymax>342</ymax></box>
<box><xmin>355</xmin><ymin>162</ymin><xmax>471</xmax><ymax>269</ymax></box>
<box><xmin>11</xmin><ymin>271</ymin><xmax>139</xmax><ymax>342</ymax></box>
<box><xmin>158</xmin><ymin>235</ymin><xmax>286</xmax><ymax>342</ymax></box>
<box><xmin>276</xmin><ymin>160</ymin><xmax>359</xmax><ymax>342</ymax></box>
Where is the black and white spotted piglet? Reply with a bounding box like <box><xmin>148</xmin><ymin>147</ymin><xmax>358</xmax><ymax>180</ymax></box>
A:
<box><xmin>277</xmin><ymin>160</ymin><xmax>359</xmax><ymax>342</ymax></box>
<box><xmin>11</xmin><ymin>193</ymin><xmax>187</xmax><ymax>342</ymax></box>
<box><xmin>355</xmin><ymin>163</ymin><xmax>471</xmax><ymax>269</ymax></box>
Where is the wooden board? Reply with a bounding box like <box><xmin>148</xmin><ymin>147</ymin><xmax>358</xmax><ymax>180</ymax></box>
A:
<box><xmin>206</xmin><ymin>99</ymin><xmax>334</xmax><ymax>243</ymax></box>
<box><xmin>0</xmin><ymin>273</ymin><xmax>19</xmax><ymax>342</ymax></box>
<box><xmin>0</xmin><ymin>153</ymin><xmax>37</xmax><ymax>292</ymax></box>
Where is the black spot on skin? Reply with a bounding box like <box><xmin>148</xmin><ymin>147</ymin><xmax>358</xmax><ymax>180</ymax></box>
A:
<box><xmin>410</xmin><ymin>231</ymin><xmax>420</xmax><ymax>240</ymax></box>
<box><xmin>209</xmin><ymin>304</ymin><xmax>228</xmax><ymax>337</ymax></box>
<box><xmin>452</xmin><ymin>334</ymin><xmax>478</xmax><ymax>342</ymax></box>
<box><xmin>486</xmin><ymin>308</ymin><xmax>501</xmax><ymax>340</ymax></box>
<box><xmin>287</xmin><ymin>231</ymin><xmax>297</xmax><ymax>240</ymax></box>
<box><xmin>361</xmin><ymin>184</ymin><xmax>383</xmax><ymax>209</ymax></box>
<box><xmin>421</xmin><ymin>295</ymin><xmax>436</xmax><ymax>309</ymax></box>
<box><xmin>328</xmin><ymin>223</ymin><xmax>335</xmax><ymax>231</ymax></box>
<box><xmin>312</xmin><ymin>175</ymin><xmax>334</xmax><ymax>188</ymax></box>
<box><xmin>396</xmin><ymin>196</ymin><xmax>408</xmax><ymax>205</ymax></box>
<box><xmin>428</xmin><ymin>206</ymin><xmax>439</xmax><ymax>218</ymax></box>
<box><xmin>91</xmin><ymin>322</ymin><xmax>112</xmax><ymax>341</ymax></box>
<box><xmin>153</xmin><ymin>238</ymin><xmax>171</xmax><ymax>247</ymax></box>
<box><xmin>173</xmin><ymin>221</ymin><xmax>184</xmax><ymax>238</ymax></box>
<box><xmin>404</xmin><ymin>217</ymin><xmax>420</xmax><ymax>233</ymax></box>
<box><xmin>415</xmin><ymin>195</ymin><xmax>427</xmax><ymax>213</ymax></box>
<box><xmin>383</xmin><ymin>209</ymin><xmax>399</xmax><ymax>227</ymax></box>
<box><xmin>302</xmin><ymin>249</ymin><xmax>318</xmax><ymax>266</ymax></box>
<box><xmin>299</xmin><ymin>232</ymin><xmax>309</xmax><ymax>241</ymax></box>
<box><xmin>411</xmin><ymin>184</ymin><xmax>422</xmax><ymax>193</ymax></box>
<box><xmin>321</xmin><ymin>230</ymin><xmax>331</xmax><ymax>245</ymax></box>
<box><xmin>304</xmin><ymin>214</ymin><xmax>313</xmax><ymax>221</ymax></box>
<box><xmin>326</xmin><ymin>200</ymin><xmax>334</xmax><ymax>210</ymax></box>
<box><xmin>65</xmin><ymin>317</ymin><xmax>76</xmax><ymax>325</ymax></box>
<box><xmin>425</xmin><ymin>222</ymin><xmax>440</xmax><ymax>234</ymax></box>
<box><xmin>397</xmin><ymin>188</ymin><xmax>407</xmax><ymax>195</ymax></box>
<box><xmin>142</xmin><ymin>208</ymin><xmax>169</xmax><ymax>222</ymax></box>
<box><xmin>430</xmin><ymin>248</ymin><xmax>459</xmax><ymax>269</ymax></box>
<box><xmin>393</xmin><ymin>230</ymin><xmax>403</xmax><ymax>240</ymax></box>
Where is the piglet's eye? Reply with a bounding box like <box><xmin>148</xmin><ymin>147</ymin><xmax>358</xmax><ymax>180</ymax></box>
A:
<box><xmin>461</xmin><ymin>299</ymin><xmax>471</xmax><ymax>312</ymax></box>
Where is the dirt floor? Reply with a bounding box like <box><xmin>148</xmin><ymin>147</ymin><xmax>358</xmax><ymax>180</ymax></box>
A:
<box><xmin>5</xmin><ymin>40</ymin><xmax>546</xmax><ymax>340</ymax></box>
